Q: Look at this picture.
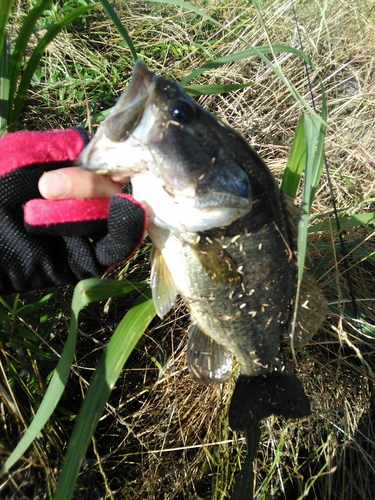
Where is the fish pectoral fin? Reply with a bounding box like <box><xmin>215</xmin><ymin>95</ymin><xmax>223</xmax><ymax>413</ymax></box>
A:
<box><xmin>228</xmin><ymin>364</ymin><xmax>310</xmax><ymax>430</ymax></box>
<box><xmin>290</xmin><ymin>272</ymin><xmax>328</xmax><ymax>346</ymax></box>
<box><xmin>187</xmin><ymin>324</ymin><xmax>233</xmax><ymax>386</ymax></box>
<box><xmin>150</xmin><ymin>246</ymin><xmax>178</xmax><ymax>319</ymax></box>
<box><xmin>194</xmin><ymin>237</ymin><xmax>242</xmax><ymax>286</ymax></box>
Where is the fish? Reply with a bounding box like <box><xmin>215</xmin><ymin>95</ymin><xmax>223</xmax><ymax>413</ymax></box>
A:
<box><xmin>80</xmin><ymin>60</ymin><xmax>327</xmax><ymax>430</ymax></box>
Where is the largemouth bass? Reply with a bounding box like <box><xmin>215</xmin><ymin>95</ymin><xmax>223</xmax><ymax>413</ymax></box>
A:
<box><xmin>80</xmin><ymin>61</ymin><xmax>326</xmax><ymax>430</ymax></box>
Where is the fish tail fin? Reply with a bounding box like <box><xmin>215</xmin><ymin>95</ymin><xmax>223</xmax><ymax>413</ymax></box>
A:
<box><xmin>229</xmin><ymin>364</ymin><xmax>310</xmax><ymax>430</ymax></box>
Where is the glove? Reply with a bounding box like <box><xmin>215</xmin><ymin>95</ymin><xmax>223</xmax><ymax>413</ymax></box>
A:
<box><xmin>0</xmin><ymin>128</ymin><xmax>146</xmax><ymax>294</ymax></box>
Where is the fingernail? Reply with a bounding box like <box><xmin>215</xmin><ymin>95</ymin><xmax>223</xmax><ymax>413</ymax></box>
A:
<box><xmin>38</xmin><ymin>171</ymin><xmax>70</xmax><ymax>199</ymax></box>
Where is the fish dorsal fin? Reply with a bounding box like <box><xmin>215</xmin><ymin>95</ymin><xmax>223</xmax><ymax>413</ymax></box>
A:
<box><xmin>187</xmin><ymin>324</ymin><xmax>233</xmax><ymax>386</ymax></box>
<box><xmin>290</xmin><ymin>272</ymin><xmax>328</xmax><ymax>346</ymax></box>
<box><xmin>280</xmin><ymin>192</ymin><xmax>328</xmax><ymax>345</ymax></box>
<box><xmin>150</xmin><ymin>246</ymin><xmax>178</xmax><ymax>319</ymax></box>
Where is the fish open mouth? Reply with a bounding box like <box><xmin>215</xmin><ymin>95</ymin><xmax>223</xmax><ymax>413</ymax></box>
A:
<box><xmin>78</xmin><ymin>61</ymin><xmax>157</xmax><ymax>179</ymax></box>
<box><xmin>119</xmin><ymin>60</ymin><xmax>154</xmax><ymax>110</ymax></box>
<box><xmin>100</xmin><ymin>61</ymin><xmax>155</xmax><ymax>143</ymax></box>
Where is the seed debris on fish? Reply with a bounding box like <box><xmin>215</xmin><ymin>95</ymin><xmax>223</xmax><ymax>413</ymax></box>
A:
<box><xmin>80</xmin><ymin>60</ymin><xmax>328</xmax><ymax>430</ymax></box>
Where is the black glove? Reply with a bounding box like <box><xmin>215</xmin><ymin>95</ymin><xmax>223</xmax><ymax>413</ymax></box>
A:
<box><xmin>0</xmin><ymin>128</ymin><xmax>146</xmax><ymax>294</ymax></box>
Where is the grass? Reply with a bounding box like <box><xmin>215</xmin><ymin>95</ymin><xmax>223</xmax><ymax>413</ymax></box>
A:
<box><xmin>1</xmin><ymin>0</ymin><xmax>375</xmax><ymax>498</ymax></box>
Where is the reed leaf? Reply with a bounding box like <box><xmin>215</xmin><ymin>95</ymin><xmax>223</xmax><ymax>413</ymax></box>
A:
<box><xmin>54</xmin><ymin>287</ymin><xmax>156</xmax><ymax>500</ymax></box>
<box><xmin>309</xmin><ymin>212</ymin><xmax>375</xmax><ymax>233</ymax></box>
<box><xmin>7</xmin><ymin>0</ymin><xmax>52</xmax><ymax>130</ymax></box>
<box><xmin>11</xmin><ymin>3</ymin><xmax>97</xmax><ymax>130</ymax></box>
<box><xmin>0</xmin><ymin>0</ymin><xmax>12</xmax><ymax>57</ymax></box>
<box><xmin>184</xmin><ymin>82</ymin><xmax>254</xmax><ymax>96</ymax></box>
<box><xmin>99</xmin><ymin>0</ymin><xmax>138</xmax><ymax>62</ymax></box>
<box><xmin>0</xmin><ymin>0</ymin><xmax>12</xmax><ymax>132</ymax></box>
<box><xmin>0</xmin><ymin>30</ymin><xmax>10</xmax><ymax>134</ymax></box>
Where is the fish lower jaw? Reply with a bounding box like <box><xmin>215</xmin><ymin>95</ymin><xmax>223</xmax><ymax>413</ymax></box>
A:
<box><xmin>132</xmin><ymin>173</ymin><xmax>250</xmax><ymax>233</ymax></box>
<box><xmin>152</xmin><ymin>208</ymin><xmax>250</xmax><ymax>233</ymax></box>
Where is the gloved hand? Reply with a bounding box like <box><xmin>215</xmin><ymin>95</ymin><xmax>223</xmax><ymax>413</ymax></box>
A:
<box><xmin>0</xmin><ymin>128</ymin><xmax>146</xmax><ymax>294</ymax></box>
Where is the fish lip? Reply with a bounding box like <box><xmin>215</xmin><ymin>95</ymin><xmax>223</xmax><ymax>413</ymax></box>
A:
<box><xmin>103</xmin><ymin>60</ymin><xmax>156</xmax><ymax>138</ymax></box>
<box><xmin>115</xmin><ymin>60</ymin><xmax>154</xmax><ymax>113</ymax></box>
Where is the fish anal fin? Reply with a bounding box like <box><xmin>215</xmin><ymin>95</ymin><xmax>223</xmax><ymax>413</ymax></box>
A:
<box><xmin>150</xmin><ymin>246</ymin><xmax>178</xmax><ymax>319</ymax></box>
<box><xmin>187</xmin><ymin>324</ymin><xmax>233</xmax><ymax>386</ymax></box>
<box><xmin>229</xmin><ymin>364</ymin><xmax>310</xmax><ymax>430</ymax></box>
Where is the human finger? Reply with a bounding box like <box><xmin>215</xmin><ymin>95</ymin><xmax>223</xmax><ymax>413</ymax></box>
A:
<box><xmin>38</xmin><ymin>167</ymin><xmax>126</xmax><ymax>199</ymax></box>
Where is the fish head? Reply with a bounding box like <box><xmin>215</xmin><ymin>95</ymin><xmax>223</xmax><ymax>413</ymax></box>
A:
<box><xmin>80</xmin><ymin>60</ymin><xmax>252</xmax><ymax>232</ymax></box>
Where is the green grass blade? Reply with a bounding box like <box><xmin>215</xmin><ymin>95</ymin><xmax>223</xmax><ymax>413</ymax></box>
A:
<box><xmin>280</xmin><ymin>115</ymin><xmax>306</xmax><ymax>197</ymax></box>
<box><xmin>0</xmin><ymin>29</ymin><xmax>10</xmax><ymax>134</ymax></box>
<box><xmin>180</xmin><ymin>45</ymin><xmax>316</xmax><ymax>85</ymax></box>
<box><xmin>281</xmin><ymin>72</ymin><xmax>326</xmax><ymax>345</ymax></box>
<box><xmin>310</xmin><ymin>84</ymin><xmax>327</xmax><ymax>202</ymax></box>
<box><xmin>7</xmin><ymin>0</ymin><xmax>52</xmax><ymax>128</ymax></box>
<box><xmin>281</xmin><ymin>90</ymin><xmax>326</xmax><ymax>199</ymax></box>
<box><xmin>0</xmin><ymin>278</ymin><xmax>147</xmax><ymax>477</ymax></box>
<box><xmin>0</xmin><ymin>0</ymin><xmax>12</xmax><ymax>132</ymax></box>
<box><xmin>54</xmin><ymin>288</ymin><xmax>156</xmax><ymax>500</ymax></box>
<box><xmin>296</xmin><ymin>114</ymin><xmax>318</xmax><ymax>280</ymax></box>
<box><xmin>148</xmin><ymin>0</ymin><xmax>221</xmax><ymax>29</ymax></box>
<box><xmin>297</xmin><ymin>113</ymin><xmax>322</xmax><ymax>279</ymax></box>
<box><xmin>303</xmin><ymin>113</ymin><xmax>324</xmax><ymax>212</ymax></box>
<box><xmin>11</xmin><ymin>3</ymin><xmax>98</xmax><ymax>129</ymax></box>
<box><xmin>287</xmin><ymin>112</ymin><xmax>326</xmax><ymax>340</ymax></box>
<box><xmin>0</xmin><ymin>0</ymin><xmax>12</xmax><ymax>57</ymax></box>
<box><xmin>312</xmin><ymin>239</ymin><xmax>375</xmax><ymax>260</ymax></box>
<box><xmin>80</xmin><ymin>107</ymin><xmax>112</xmax><ymax>128</ymax></box>
<box><xmin>99</xmin><ymin>0</ymin><xmax>138</xmax><ymax>62</ymax></box>
<box><xmin>184</xmin><ymin>82</ymin><xmax>253</xmax><ymax>96</ymax></box>
<box><xmin>73</xmin><ymin>278</ymin><xmax>150</xmax><ymax>303</ymax></box>
<box><xmin>309</xmin><ymin>212</ymin><xmax>375</xmax><ymax>233</ymax></box>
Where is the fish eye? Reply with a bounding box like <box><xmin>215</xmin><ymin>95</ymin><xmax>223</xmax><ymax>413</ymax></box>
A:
<box><xmin>170</xmin><ymin>99</ymin><xmax>195</xmax><ymax>123</ymax></box>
